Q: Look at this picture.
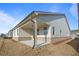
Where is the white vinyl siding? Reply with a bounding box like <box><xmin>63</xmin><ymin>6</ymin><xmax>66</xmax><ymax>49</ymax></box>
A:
<box><xmin>49</xmin><ymin>17</ymin><xmax>70</xmax><ymax>37</ymax></box>
<box><xmin>37</xmin><ymin>15</ymin><xmax>70</xmax><ymax>37</ymax></box>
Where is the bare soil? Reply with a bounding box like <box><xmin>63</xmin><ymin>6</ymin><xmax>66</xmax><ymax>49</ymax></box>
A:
<box><xmin>0</xmin><ymin>37</ymin><xmax>79</xmax><ymax>56</ymax></box>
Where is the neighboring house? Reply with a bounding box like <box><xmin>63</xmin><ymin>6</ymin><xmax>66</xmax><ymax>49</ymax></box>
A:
<box><xmin>0</xmin><ymin>33</ymin><xmax>6</xmax><ymax>38</ymax></box>
<box><xmin>71</xmin><ymin>30</ymin><xmax>79</xmax><ymax>39</ymax></box>
<box><xmin>7</xmin><ymin>11</ymin><xmax>70</xmax><ymax>47</ymax></box>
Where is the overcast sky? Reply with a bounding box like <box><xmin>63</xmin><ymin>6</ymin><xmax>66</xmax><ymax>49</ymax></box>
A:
<box><xmin>0</xmin><ymin>3</ymin><xmax>78</xmax><ymax>34</ymax></box>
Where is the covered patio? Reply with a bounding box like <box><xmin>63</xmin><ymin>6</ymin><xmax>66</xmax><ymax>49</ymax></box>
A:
<box><xmin>19</xmin><ymin>19</ymin><xmax>49</xmax><ymax>48</ymax></box>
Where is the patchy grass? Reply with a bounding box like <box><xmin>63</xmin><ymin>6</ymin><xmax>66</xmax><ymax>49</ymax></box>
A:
<box><xmin>0</xmin><ymin>37</ymin><xmax>79</xmax><ymax>56</ymax></box>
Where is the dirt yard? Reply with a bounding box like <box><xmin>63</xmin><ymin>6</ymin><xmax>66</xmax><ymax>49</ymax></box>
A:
<box><xmin>0</xmin><ymin>37</ymin><xmax>79</xmax><ymax>56</ymax></box>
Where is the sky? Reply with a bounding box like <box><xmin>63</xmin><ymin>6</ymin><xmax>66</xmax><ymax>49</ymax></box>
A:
<box><xmin>0</xmin><ymin>3</ymin><xmax>78</xmax><ymax>34</ymax></box>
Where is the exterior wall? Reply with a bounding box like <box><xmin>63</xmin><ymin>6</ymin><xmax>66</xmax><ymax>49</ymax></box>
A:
<box><xmin>13</xmin><ymin>29</ymin><xmax>18</xmax><ymax>41</ymax></box>
<box><xmin>13</xmin><ymin>28</ymin><xmax>32</xmax><ymax>41</ymax></box>
<box><xmin>47</xmin><ymin>27</ymin><xmax>52</xmax><ymax>42</ymax></box>
<box><xmin>37</xmin><ymin>27</ymin><xmax>48</xmax><ymax>35</ymax></box>
<box><xmin>37</xmin><ymin>27</ymin><xmax>51</xmax><ymax>41</ymax></box>
<box><xmin>37</xmin><ymin>15</ymin><xmax>70</xmax><ymax>42</ymax></box>
<box><xmin>38</xmin><ymin>28</ymin><xmax>44</xmax><ymax>35</ymax></box>
<box><xmin>37</xmin><ymin>15</ymin><xmax>70</xmax><ymax>37</ymax></box>
<box><xmin>17</xmin><ymin>28</ymin><xmax>33</xmax><ymax>41</ymax></box>
<box><xmin>48</xmin><ymin>16</ymin><xmax>70</xmax><ymax>38</ymax></box>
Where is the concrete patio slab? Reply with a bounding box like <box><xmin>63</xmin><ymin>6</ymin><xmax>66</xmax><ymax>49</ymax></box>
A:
<box><xmin>20</xmin><ymin>39</ymin><xmax>50</xmax><ymax>48</ymax></box>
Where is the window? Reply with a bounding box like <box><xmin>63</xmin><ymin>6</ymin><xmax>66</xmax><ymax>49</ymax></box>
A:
<box><xmin>52</xmin><ymin>27</ymin><xmax>55</xmax><ymax>35</ymax></box>
<box><xmin>43</xmin><ymin>27</ymin><xmax>47</xmax><ymax>35</ymax></box>
<box><xmin>60</xmin><ymin>29</ymin><xmax>62</xmax><ymax>36</ymax></box>
<box><xmin>37</xmin><ymin>29</ymin><xmax>39</xmax><ymax>35</ymax></box>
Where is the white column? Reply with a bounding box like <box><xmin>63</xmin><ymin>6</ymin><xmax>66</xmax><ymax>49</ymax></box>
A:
<box><xmin>34</xmin><ymin>19</ymin><xmax>37</xmax><ymax>43</ymax></box>
<box><xmin>13</xmin><ymin>28</ymin><xmax>19</xmax><ymax>41</ymax></box>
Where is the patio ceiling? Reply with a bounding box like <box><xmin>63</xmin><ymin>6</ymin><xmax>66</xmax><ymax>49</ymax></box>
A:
<box><xmin>20</xmin><ymin>20</ymin><xmax>49</xmax><ymax>30</ymax></box>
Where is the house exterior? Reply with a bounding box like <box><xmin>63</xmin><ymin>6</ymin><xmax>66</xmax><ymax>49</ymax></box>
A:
<box><xmin>7</xmin><ymin>11</ymin><xmax>70</xmax><ymax>44</ymax></box>
<box><xmin>7</xmin><ymin>30</ymin><xmax>13</xmax><ymax>37</ymax></box>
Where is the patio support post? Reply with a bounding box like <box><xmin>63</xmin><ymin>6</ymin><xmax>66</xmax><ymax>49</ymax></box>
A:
<box><xmin>31</xmin><ymin>19</ymin><xmax>37</xmax><ymax>49</ymax></box>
